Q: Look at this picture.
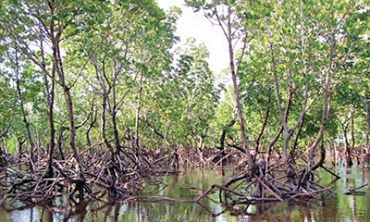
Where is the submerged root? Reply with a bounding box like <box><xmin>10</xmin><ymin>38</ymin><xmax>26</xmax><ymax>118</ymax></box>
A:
<box><xmin>0</xmin><ymin>148</ymin><xmax>167</xmax><ymax>209</ymax></box>
<box><xmin>197</xmin><ymin>159</ymin><xmax>335</xmax><ymax>206</ymax></box>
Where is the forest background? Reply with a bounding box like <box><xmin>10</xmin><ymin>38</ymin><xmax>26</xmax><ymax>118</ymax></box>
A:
<box><xmin>0</xmin><ymin>0</ymin><xmax>369</xmax><ymax>201</ymax></box>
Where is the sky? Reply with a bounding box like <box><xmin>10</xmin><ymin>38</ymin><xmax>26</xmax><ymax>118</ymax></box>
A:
<box><xmin>156</xmin><ymin>0</ymin><xmax>228</xmax><ymax>75</ymax></box>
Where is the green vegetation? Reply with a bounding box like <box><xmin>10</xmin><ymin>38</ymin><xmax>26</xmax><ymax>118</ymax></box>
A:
<box><xmin>0</xmin><ymin>0</ymin><xmax>370</xmax><ymax>214</ymax></box>
<box><xmin>0</xmin><ymin>0</ymin><xmax>369</xmax><ymax>166</ymax></box>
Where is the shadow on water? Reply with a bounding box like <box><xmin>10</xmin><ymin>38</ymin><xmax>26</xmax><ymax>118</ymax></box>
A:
<box><xmin>1</xmin><ymin>165</ymin><xmax>370</xmax><ymax>221</ymax></box>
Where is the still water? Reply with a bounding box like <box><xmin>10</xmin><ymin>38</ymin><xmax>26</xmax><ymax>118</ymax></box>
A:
<box><xmin>1</xmin><ymin>166</ymin><xmax>370</xmax><ymax>221</ymax></box>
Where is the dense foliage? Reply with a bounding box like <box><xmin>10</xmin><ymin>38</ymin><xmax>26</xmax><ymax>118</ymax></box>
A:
<box><xmin>0</xmin><ymin>0</ymin><xmax>369</xmax><ymax>163</ymax></box>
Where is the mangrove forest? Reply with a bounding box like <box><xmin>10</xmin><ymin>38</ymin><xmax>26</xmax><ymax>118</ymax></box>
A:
<box><xmin>0</xmin><ymin>0</ymin><xmax>370</xmax><ymax>221</ymax></box>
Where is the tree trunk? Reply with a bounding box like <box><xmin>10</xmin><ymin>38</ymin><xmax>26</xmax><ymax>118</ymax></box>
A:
<box><xmin>14</xmin><ymin>49</ymin><xmax>35</xmax><ymax>171</ymax></box>
<box><xmin>255</xmin><ymin>88</ymin><xmax>271</xmax><ymax>154</ymax></box>
<box><xmin>219</xmin><ymin>116</ymin><xmax>237</xmax><ymax>163</ymax></box>
<box><xmin>342</xmin><ymin>119</ymin><xmax>353</xmax><ymax>166</ymax></box>
<box><xmin>101</xmin><ymin>95</ymin><xmax>114</xmax><ymax>160</ymax></box>
<box><xmin>111</xmin><ymin>74</ymin><xmax>122</xmax><ymax>157</ymax></box>
<box><xmin>307</xmin><ymin>21</ymin><xmax>336</xmax><ymax>172</ymax></box>
<box><xmin>57</xmin><ymin>126</ymin><xmax>67</xmax><ymax>161</ymax></box>
<box><xmin>289</xmin><ymin>116</ymin><xmax>305</xmax><ymax>160</ymax></box>
<box><xmin>269</xmin><ymin>42</ymin><xmax>309</xmax><ymax>174</ymax></box>
<box><xmin>224</xmin><ymin>6</ymin><xmax>254</xmax><ymax>169</ymax></box>
<box><xmin>86</xmin><ymin>108</ymin><xmax>97</xmax><ymax>147</ymax></box>
<box><xmin>39</xmin><ymin>26</ymin><xmax>56</xmax><ymax>178</ymax></box>
<box><xmin>135</xmin><ymin>75</ymin><xmax>143</xmax><ymax>152</ymax></box>
<box><xmin>62</xmin><ymin>85</ymin><xmax>85</xmax><ymax>180</ymax></box>
<box><xmin>49</xmin><ymin>4</ymin><xmax>85</xmax><ymax>181</ymax></box>
<box><xmin>267</xmin><ymin>96</ymin><xmax>292</xmax><ymax>163</ymax></box>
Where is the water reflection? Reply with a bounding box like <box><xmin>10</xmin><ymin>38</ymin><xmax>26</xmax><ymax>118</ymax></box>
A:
<box><xmin>1</xmin><ymin>166</ymin><xmax>370</xmax><ymax>221</ymax></box>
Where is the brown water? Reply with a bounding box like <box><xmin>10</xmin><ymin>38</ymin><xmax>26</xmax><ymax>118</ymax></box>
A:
<box><xmin>1</xmin><ymin>166</ymin><xmax>370</xmax><ymax>221</ymax></box>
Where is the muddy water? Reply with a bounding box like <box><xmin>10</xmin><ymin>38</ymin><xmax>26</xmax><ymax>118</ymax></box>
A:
<box><xmin>1</xmin><ymin>166</ymin><xmax>370</xmax><ymax>221</ymax></box>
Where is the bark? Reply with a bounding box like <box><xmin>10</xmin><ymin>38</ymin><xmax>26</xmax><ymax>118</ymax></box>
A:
<box><xmin>4</xmin><ymin>5</ymin><xmax>58</xmax><ymax>177</ymax></box>
<box><xmin>39</xmin><ymin>24</ymin><xmax>56</xmax><ymax>177</ymax></box>
<box><xmin>86</xmin><ymin>108</ymin><xmax>97</xmax><ymax>147</ymax></box>
<box><xmin>13</xmin><ymin>49</ymin><xmax>35</xmax><ymax>169</ymax></box>
<box><xmin>110</xmin><ymin>63</ymin><xmax>122</xmax><ymax>155</ymax></box>
<box><xmin>219</xmin><ymin>116</ymin><xmax>237</xmax><ymax>153</ymax></box>
<box><xmin>215</xmin><ymin>5</ymin><xmax>254</xmax><ymax>168</ymax></box>
<box><xmin>45</xmin><ymin>60</ymin><xmax>55</xmax><ymax>178</ymax></box>
<box><xmin>101</xmin><ymin>95</ymin><xmax>114</xmax><ymax>160</ymax></box>
<box><xmin>342</xmin><ymin>115</ymin><xmax>353</xmax><ymax>166</ymax></box>
<box><xmin>57</xmin><ymin>114</ymin><xmax>90</xmax><ymax>161</ymax></box>
<box><xmin>57</xmin><ymin>125</ymin><xmax>68</xmax><ymax>161</ymax></box>
<box><xmin>255</xmin><ymin>88</ymin><xmax>271</xmax><ymax>154</ymax></box>
<box><xmin>350</xmin><ymin>105</ymin><xmax>355</xmax><ymax>154</ymax></box>
<box><xmin>307</xmin><ymin>25</ymin><xmax>335</xmax><ymax>171</ymax></box>
<box><xmin>92</xmin><ymin>54</ymin><xmax>133</xmax><ymax>162</ymax></box>
<box><xmin>135</xmin><ymin>75</ymin><xmax>143</xmax><ymax>151</ymax></box>
<box><xmin>307</xmin><ymin>3</ymin><xmax>352</xmax><ymax>172</ymax></box>
<box><xmin>289</xmin><ymin>115</ymin><xmax>305</xmax><ymax>160</ymax></box>
<box><xmin>267</xmin><ymin>125</ymin><xmax>283</xmax><ymax>163</ymax></box>
<box><xmin>62</xmin><ymin>81</ymin><xmax>85</xmax><ymax>180</ymax></box>
<box><xmin>111</xmin><ymin>107</ymin><xmax>121</xmax><ymax>154</ymax></box>
<box><xmin>269</xmin><ymin>43</ymin><xmax>309</xmax><ymax>172</ymax></box>
<box><xmin>266</xmin><ymin>89</ymin><xmax>291</xmax><ymax>162</ymax></box>
<box><xmin>48</xmin><ymin>2</ymin><xmax>85</xmax><ymax>181</ymax></box>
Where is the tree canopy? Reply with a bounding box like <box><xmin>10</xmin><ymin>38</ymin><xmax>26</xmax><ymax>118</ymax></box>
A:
<box><xmin>0</xmin><ymin>0</ymin><xmax>369</xmax><ymax>168</ymax></box>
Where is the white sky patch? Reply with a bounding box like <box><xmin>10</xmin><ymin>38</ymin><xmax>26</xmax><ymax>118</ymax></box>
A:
<box><xmin>156</xmin><ymin>0</ymin><xmax>228</xmax><ymax>75</ymax></box>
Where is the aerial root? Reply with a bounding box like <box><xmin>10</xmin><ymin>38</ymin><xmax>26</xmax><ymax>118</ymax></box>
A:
<box><xmin>196</xmin><ymin>161</ymin><xmax>335</xmax><ymax>206</ymax></box>
<box><xmin>0</xmin><ymin>148</ymin><xmax>173</xmax><ymax>209</ymax></box>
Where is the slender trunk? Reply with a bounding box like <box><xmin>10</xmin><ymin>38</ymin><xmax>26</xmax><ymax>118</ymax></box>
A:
<box><xmin>267</xmin><ymin>93</ymin><xmax>292</xmax><ymax>162</ymax></box>
<box><xmin>14</xmin><ymin>50</ymin><xmax>35</xmax><ymax>170</ymax></box>
<box><xmin>342</xmin><ymin>116</ymin><xmax>353</xmax><ymax>166</ymax></box>
<box><xmin>219</xmin><ymin>116</ymin><xmax>237</xmax><ymax>155</ymax></box>
<box><xmin>206</xmin><ymin>2</ymin><xmax>253</xmax><ymax>168</ymax></box>
<box><xmin>269</xmin><ymin>42</ymin><xmax>309</xmax><ymax>173</ymax></box>
<box><xmin>111</xmin><ymin>110</ymin><xmax>120</xmax><ymax>153</ymax></box>
<box><xmin>350</xmin><ymin>105</ymin><xmax>355</xmax><ymax>152</ymax></box>
<box><xmin>111</xmin><ymin>72</ymin><xmax>121</xmax><ymax>156</ymax></box>
<box><xmin>17</xmin><ymin>137</ymin><xmax>26</xmax><ymax>161</ymax></box>
<box><xmin>269</xmin><ymin>31</ymin><xmax>311</xmax><ymax>188</ymax></box>
<box><xmin>255</xmin><ymin>88</ymin><xmax>271</xmax><ymax>154</ymax></box>
<box><xmin>225</xmin><ymin>6</ymin><xmax>253</xmax><ymax>168</ymax></box>
<box><xmin>45</xmin><ymin>68</ymin><xmax>55</xmax><ymax>177</ymax></box>
<box><xmin>48</xmin><ymin>2</ymin><xmax>84</xmax><ymax>180</ymax></box>
<box><xmin>39</xmin><ymin>24</ymin><xmax>55</xmax><ymax>177</ymax></box>
<box><xmin>307</xmin><ymin>3</ymin><xmax>354</xmax><ymax>171</ymax></box>
<box><xmin>289</xmin><ymin>116</ymin><xmax>305</xmax><ymax>160</ymax></box>
<box><xmin>269</xmin><ymin>42</ymin><xmax>290</xmax><ymax>168</ymax></box>
<box><xmin>267</xmin><ymin>125</ymin><xmax>283</xmax><ymax>163</ymax></box>
<box><xmin>45</xmin><ymin>70</ymin><xmax>55</xmax><ymax>176</ymax></box>
<box><xmin>109</xmin><ymin>96</ymin><xmax>119</xmax><ymax>197</ymax></box>
<box><xmin>58</xmin><ymin>114</ymin><xmax>90</xmax><ymax>161</ymax></box>
<box><xmin>101</xmin><ymin>95</ymin><xmax>114</xmax><ymax>160</ymax></box>
<box><xmin>57</xmin><ymin>126</ymin><xmax>67</xmax><ymax>161</ymax></box>
<box><xmin>63</xmin><ymin>85</ymin><xmax>84</xmax><ymax>179</ymax></box>
<box><xmin>307</xmin><ymin>24</ymin><xmax>336</xmax><ymax>171</ymax></box>
<box><xmin>86</xmin><ymin>109</ymin><xmax>97</xmax><ymax>147</ymax></box>
<box><xmin>135</xmin><ymin>75</ymin><xmax>143</xmax><ymax>151</ymax></box>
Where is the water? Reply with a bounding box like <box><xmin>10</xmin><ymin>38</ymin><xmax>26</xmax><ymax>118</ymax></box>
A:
<box><xmin>1</xmin><ymin>166</ymin><xmax>370</xmax><ymax>221</ymax></box>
